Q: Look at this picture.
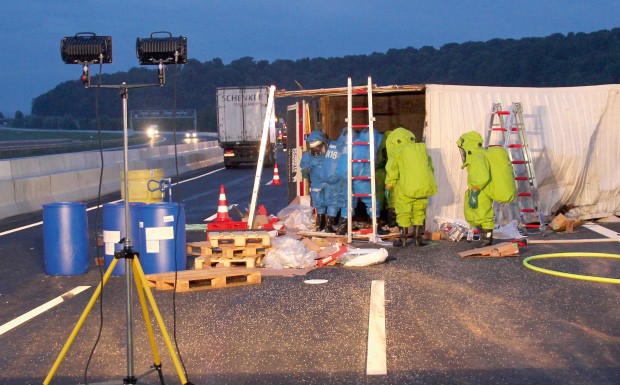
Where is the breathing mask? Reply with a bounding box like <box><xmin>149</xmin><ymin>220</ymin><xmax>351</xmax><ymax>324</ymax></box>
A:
<box><xmin>459</xmin><ymin>146</ymin><xmax>466</xmax><ymax>163</ymax></box>
<box><xmin>309</xmin><ymin>141</ymin><xmax>326</xmax><ymax>157</ymax></box>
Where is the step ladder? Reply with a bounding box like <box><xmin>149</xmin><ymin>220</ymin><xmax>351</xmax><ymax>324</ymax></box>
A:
<box><xmin>345</xmin><ymin>76</ymin><xmax>378</xmax><ymax>243</ymax></box>
<box><xmin>485</xmin><ymin>102</ymin><xmax>545</xmax><ymax>234</ymax></box>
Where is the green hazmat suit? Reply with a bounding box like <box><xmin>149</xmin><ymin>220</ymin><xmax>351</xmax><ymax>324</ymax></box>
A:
<box><xmin>457</xmin><ymin>131</ymin><xmax>515</xmax><ymax>229</ymax></box>
<box><xmin>385</xmin><ymin>127</ymin><xmax>437</xmax><ymax>227</ymax></box>
<box><xmin>375</xmin><ymin>129</ymin><xmax>393</xmax><ymax>211</ymax></box>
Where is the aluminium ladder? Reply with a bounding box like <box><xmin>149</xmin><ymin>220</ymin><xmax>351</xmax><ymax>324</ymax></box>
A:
<box><xmin>346</xmin><ymin>77</ymin><xmax>378</xmax><ymax>243</ymax></box>
<box><xmin>485</xmin><ymin>102</ymin><xmax>544</xmax><ymax>234</ymax></box>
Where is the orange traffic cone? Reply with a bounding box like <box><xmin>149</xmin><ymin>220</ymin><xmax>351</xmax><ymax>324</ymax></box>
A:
<box><xmin>258</xmin><ymin>205</ymin><xmax>268</xmax><ymax>215</ymax></box>
<box><xmin>214</xmin><ymin>184</ymin><xmax>231</xmax><ymax>222</ymax></box>
<box><xmin>272</xmin><ymin>163</ymin><xmax>281</xmax><ymax>185</ymax></box>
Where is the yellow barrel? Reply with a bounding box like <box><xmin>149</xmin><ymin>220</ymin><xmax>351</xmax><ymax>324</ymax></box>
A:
<box><xmin>121</xmin><ymin>169</ymin><xmax>164</xmax><ymax>203</ymax></box>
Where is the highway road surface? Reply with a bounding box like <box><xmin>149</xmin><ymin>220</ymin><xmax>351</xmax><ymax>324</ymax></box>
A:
<box><xmin>0</xmin><ymin>148</ymin><xmax>619</xmax><ymax>385</ymax></box>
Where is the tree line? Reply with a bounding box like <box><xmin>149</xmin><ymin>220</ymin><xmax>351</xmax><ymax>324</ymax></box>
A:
<box><xmin>12</xmin><ymin>28</ymin><xmax>620</xmax><ymax>131</ymax></box>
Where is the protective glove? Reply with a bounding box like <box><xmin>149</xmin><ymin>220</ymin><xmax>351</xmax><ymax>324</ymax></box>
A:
<box><xmin>384</xmin><ymin>189</ymin><xmax>391</xmax><ymax>204</ymax></box>
<box><xmin>302</xmin><ymin>169</ymin><xmax>310</xmax><ymax>179</ymax></box>
<box><xmin>468</xmin><ymin>189</ymin><xmax>480</xmax><ymax>209</ymax></box>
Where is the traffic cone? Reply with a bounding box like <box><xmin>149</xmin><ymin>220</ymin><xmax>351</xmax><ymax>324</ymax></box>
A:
<box><xmin>258</xmin><ymin>205</ymin><xmax>268</xmax><ymax>215</ymax></box>
<box><xmin>214</xmin><ymin>184</ymin><xmax>231</xmax><ymax>222</ymax></box>
<box><xmin>272</xmin><ymin>163</ymin><xmax>282</xmax><ymax>185</ymax></box>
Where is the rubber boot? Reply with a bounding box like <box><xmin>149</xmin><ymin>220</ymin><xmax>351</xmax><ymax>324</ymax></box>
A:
<box><xmin>335</xmin><ymin>218</ymin><xmax>348</xmax><ymax>235</ymax></box>
<box><xmin>480</xmin><ymin>228</ymin><xmax>494</xmax><ymax>247</ymax></box>
<box><xmin>325</xmin><ymin>216</ymin><xmax>337</xmax><ymax>233</ymax></box>
<box><xmin>315</xmin><ymin>214</ymin><xmax>326</xmax><ymax>231</ymax></box>
<box><xmin>414</xmin><ymin>225</ymin><xmax>426</xmax><ymax>247</ymax></box>
<box><xmin>393</xmin><ymin>226</ymin><xmax>408</xmax><ymax>247</ymax></box>
<box><xmin>376</xmin><ymin>222</ymin><xmax>390</xmax><ymax>236</ymax></box>
<box><xmin>387</xmin><ymin>208</ymin><xmax>397</xmax><ymax>228</ymax></box>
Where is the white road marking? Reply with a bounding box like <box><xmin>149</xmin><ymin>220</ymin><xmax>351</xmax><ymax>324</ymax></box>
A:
<box><xmin>0</xmin><ymin>286</ymin><xmax>91</xmax><ymax>336</ymax></box>
<box><xmin>0</xmin><ymin>222</ymin><xmax>42</xmax><ymax>236</ymax></box>
<box><xmin>583</xmin><ymin>223</ymin><xmax>620</xmax><ymax>239</ymax></box>
<box><xmin>367</xmin><ymin>280</ymin><xmax>387</xmax><ymax>375</ymax></box>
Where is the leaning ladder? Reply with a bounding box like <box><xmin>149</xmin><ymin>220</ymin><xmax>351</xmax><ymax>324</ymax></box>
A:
<box><xmin>346</xmin><ymin>77</ymin><xmax>378</xmax><ymax>243</ymax></box>
<box><xmin>485</xmin><ymin>102</ymin><xmax>544</xmax><ymax>234</ymax></box>
<box><xmin>247</xmin><ymin>85</ymin><xmax>276</xmax><ymax>229</ymax></box>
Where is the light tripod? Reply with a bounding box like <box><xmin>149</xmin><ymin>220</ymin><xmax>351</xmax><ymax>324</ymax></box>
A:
<box><xmin>46</xmin><ymin>32</ymin><xmax>191</xmax><ymax>385</ymax></box>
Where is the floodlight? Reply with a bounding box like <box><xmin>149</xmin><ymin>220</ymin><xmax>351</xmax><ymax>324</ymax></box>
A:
<box><xmin>136</xmin><ymin>32</ymin><xmax>187</xmax><ymax>65</ymax></box>
<box><xmin>60</xmin><ymin>32</ymin><xmax>112</xmax><ymax>64</ymax></box>
<box><xmin>47</xmin><ymin>30</ymin><xmax>192</xmax><ymax>385</ymax></box>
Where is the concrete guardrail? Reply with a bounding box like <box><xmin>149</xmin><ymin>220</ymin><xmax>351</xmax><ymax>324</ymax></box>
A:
<box><xmin>0</xmin><ymin>140</ymin><xmax>223</xmax><ymax>220</ymax></box>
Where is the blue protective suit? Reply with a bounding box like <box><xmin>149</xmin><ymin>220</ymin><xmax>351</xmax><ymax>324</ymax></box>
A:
<box><xmin>300</xmin><ymin>130</ymin><xmax>328</xmax><ymax>214</ymax></box>
<box><xmin>321</xmin><ymin>128</ymin><xmax>348</xmax><ymax>217</ymax></box>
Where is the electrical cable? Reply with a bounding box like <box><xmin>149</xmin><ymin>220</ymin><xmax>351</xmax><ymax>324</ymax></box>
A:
<box><xmin>522</xmin><ymin>252</ymin><xmax>620</xmax><ymax>284</ymax></box>
<box><xmin>169</xmin><ymin>57</ymin><xmax>192</xmax><ymax>381</ymax></box>
<box><xmin>83</xmin><ymin>61</ymin><xmax>106</xmax><ymax>384</ymax></box>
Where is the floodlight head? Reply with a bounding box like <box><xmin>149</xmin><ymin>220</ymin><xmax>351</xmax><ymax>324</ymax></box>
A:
<box><xmin>136</xmin><ymin>32</ymin><xmax>187</xmax><ymax>65</ymax></box>
<box><xmin>60</xmin><ymin>32</ymin><xmax>112</xmax><ymax>64</ymax></box>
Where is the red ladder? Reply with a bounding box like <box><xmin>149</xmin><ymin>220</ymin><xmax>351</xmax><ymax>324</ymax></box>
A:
<box><xmin>346</xmin><ymin>77</ymin><xmax>378</xmax><ymax>243</ymax></box>
<box><xmin>485</xmin><ymin>102</ymin><xmax>544</xmax><ymax>234</ymax></box>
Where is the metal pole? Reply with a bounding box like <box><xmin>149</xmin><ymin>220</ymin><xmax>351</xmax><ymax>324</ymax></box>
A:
<box><xmin>121</xmin><ymin>84</ymin><xmax>135</xmax><ymax>380</ymax></box>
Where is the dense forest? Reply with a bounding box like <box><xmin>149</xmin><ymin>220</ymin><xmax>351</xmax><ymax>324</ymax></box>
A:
<box><xmin>15</xmin><ymin>28</ymin><xmax>620</xmax><ymax>131</ymax></box>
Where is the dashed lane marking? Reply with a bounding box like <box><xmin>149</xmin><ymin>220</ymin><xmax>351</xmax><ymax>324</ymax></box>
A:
<box><xmin>366</xmin><ymin>280</ymin><xmax>387</xmax><ymax>375</ymax></box>
<box><xmin>0</xmin><ymin>286</ymin><xmax>91</xmax><ymax>336</ymax></box>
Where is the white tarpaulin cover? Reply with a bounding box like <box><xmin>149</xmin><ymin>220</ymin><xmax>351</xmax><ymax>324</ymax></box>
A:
<box><xmin>425</xmin><ymin>84</ymin><xmax>620</xmax><ymax>230</ymax></box>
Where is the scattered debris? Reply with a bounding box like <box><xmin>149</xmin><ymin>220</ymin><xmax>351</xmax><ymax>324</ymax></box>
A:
<box><xmin>548</xmin><ymin>213</ymin><xmax>583</xmax><ymax>232</ymax></box>
<box><xmin>304</xmin><ymin>279</ymin><xmax>328</xmax><ymax>285</ymax></box>
<box><xmin>262</xmin><ymin>236</ymin><xmax>317</xmax><ymax>269</ymax></box>
<box><xmin>435</xmin><ymin>216</ymin><xmax>474</xmax><ymax>241</ymax></box>
<box><xmin>458</xmin><ymin>242</ymin><xmax>520</xmax><ymax>258</ymax></box>
<box><xmin>493</xmin><ymin>220</ymin><xmax>526</xmax><ymax>240</ymax></box>
<box><xmin>316</xmin><ymin>245</ymin><xmax>348</xmax><ymax>267</ymax></box>
<box><xmin>341</xmin><ymin>248</ymin><xmax>389</xmax><ymax>267</ymax></box>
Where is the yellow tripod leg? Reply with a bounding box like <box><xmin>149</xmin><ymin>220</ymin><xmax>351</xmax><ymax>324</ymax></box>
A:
<box><xmin>132</xmin><ymin>259</ymin><xmax>162</xmax><ymax>368</ymax></box>
<box><xmin>43</xmin><ymin>257</ymin><xmax>120</xmax><ymax>385</ymax></box>
<box><xmin>132</xmin><ymin>258</ymin><xmax>189</xmax><ymax>384</ymax></box>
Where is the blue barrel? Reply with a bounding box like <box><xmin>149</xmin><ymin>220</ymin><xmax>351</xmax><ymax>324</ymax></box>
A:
<box><xmin>43</xmin><ymin>202</ymin><xmax>89</xmax><ymax>276</ymax></box>
<box><xmin>139</xmin><ymin>203</ymin><xmax>186</xmax><ymax>274</ymax></box>
<box><xmin>102</xmin><ymin>202</ymin><xmax>144</xmax><ymax>276</ymax></box>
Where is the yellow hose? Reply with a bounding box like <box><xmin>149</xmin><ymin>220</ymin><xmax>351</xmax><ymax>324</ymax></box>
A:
<box><xmin>522</xmin><ymin>252</ymin><xmax>620</xmax><ymax>284</ymax></box>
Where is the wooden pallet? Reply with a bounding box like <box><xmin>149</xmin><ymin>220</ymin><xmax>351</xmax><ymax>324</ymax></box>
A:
<box><xmin>298</xmin><ymin>229</ymin><xmax>399</xmax><ymax>241</ymax></box>
<box><xmin>145</xmin><ymin>268</ymin><xmax>261</xmax><ymax>292</ymax></box>
<box><xmin>188</xmin><ymin>241</ymin><xmax>270</xmax><ymax>269</ymax></box>
<box><xmin>207</xmin><ymin>231</ymin><xmax>271</xmax><ymax>247</ymax></box>
<box><xmin>187</xmin><ymin>241</ymin><xmax>270</xmax><ymax>257</ymax></box>
<box><xmin>194</xmin><ymin>254</ymin><xmax>263</xmax><ymax>269</ymax></box>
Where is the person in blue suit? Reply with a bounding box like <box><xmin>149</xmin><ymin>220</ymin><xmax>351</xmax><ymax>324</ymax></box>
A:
<box><xmin>321</xmin><ymin>127</ymin><xmax>348</xmax><ymax>232</ymax></box>
<box><xmin>300</xmin><ymin>130</ymin><xmax>328</xmax><ymax>231</ymax></box>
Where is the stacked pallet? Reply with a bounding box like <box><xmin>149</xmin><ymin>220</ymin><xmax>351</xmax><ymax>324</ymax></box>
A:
<box><xmin>188</xmin><ymin>230</ymin><xmax>272</xmax><ymax>269</ymax></box>
<box><xmin>145</xmin><ymin>230</ymin><xmax>271</xmax><ymax>292</ymax></box>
